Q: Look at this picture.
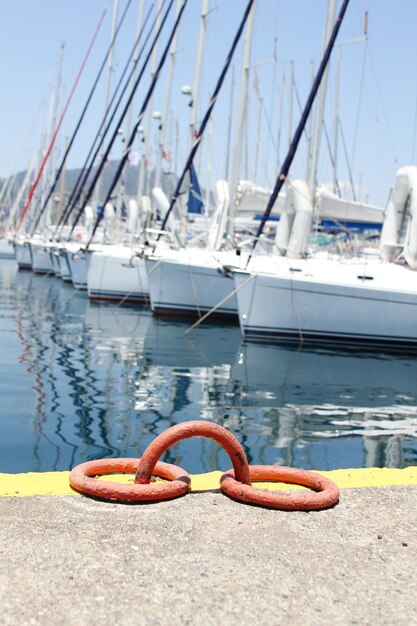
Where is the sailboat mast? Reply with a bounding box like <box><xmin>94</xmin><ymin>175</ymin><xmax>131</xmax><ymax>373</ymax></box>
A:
<box><xmin>288</xmin><ymin>60</ymin><xmax>294</xmax><ymax>151</ymax></box>
<box><xmin>59</xmin><ymin>1</ymin><xmax>155</xmax><ymax>238</ymax></box>
<box><xmin>226</xmin><ymin>0</ymin><xmax>257</xmax><ymax>240</ymax></box>
<box><xmin>42</xmin><ymin>43</ymin><xmax>65</xmax><ymax>229</ymax></box>
<box><xmin>123</xmin><ymin>0</ymin><xmax>146</xmax><ymax>150</ymax></box>
<box><xmin>306</xmin><ymin>0</ymin><xmax>337</xmax><ymax>198</ymax></box>
<box><xmin>189</xmin><ymin>0</ymin><xmax>210</xmax><ymax>149</ymax></box>
<box><xmin>136</xmin><ymin>0</ymin><xmax>162</xmax><ymax>201</ymax></box>
<box><xmin>104</xmin><ymin>0</ymin><xmax>120</xmax><ymax>117</ymax></box>
<box><xmin>85</xmin><ymin>0</ymin><xmax>188</xmax><ymax>247</ymax></box>
<box><xmin>17</xmin><ymin>2</ymin><xmax>110</xmax><ymax>236</ymax></box>
<box><xmin>249</xmin><ymin>0</ymin><xmax>350</xmax><ymax>260</ymax></box>
<box><xmin>253</xmin><ymin>95</ymin><xmax>263</xmax><ymax>182</ymax></box>
<box><xmin>155</xmin><ymin>0</ymin><xmax>182</xmax><ymax>188</ymax></box>
<box><xmin>29</xmin><ymin>5</ymin><xmax>109</xmax><ymax>236</ymax></box>
<box><xmin>333</xmin><ymin>49</ymin><xmax>341</xmax><ymax>195</ymax></box>
<box><xmin>95</xmin><ymin>0</ymin><xmax>120</xmax><ymax>207</ymax></box>
<box><xmin>158</xmin><ymin>0</ymin><xmax>256</xmax><ymax>237</ymax></box>
<box><xmin>275</xmin><ymin>62</ymin><xmax>285</xmax><ymax>174</ymax></box>
<box><xmin>16</xmin><ymin>46</ymin><xmax>65</xmax><ymax>234</ymax></box>
<box><xmin>224</xmin><ymin>65</ymin><xmax>235</xmax><ymax>180</ymax></box>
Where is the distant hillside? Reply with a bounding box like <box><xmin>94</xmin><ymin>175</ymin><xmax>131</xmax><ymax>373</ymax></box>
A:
<box><xmin>64</xmin><ymin>160</ymin><xmax>179</xmax><ymax>201</ymax></box>
<box><xmin>1</xmin><ymin>159</ymin><xmax>178</xmax><ymax>207</ymax></box>
<box><xmin>0</xmin><ymin>161</ymin><xmax>216</xmax><ymax>225</ymax></box>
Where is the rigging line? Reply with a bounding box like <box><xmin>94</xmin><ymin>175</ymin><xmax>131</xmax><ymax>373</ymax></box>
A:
<box><xmin>247</xmin><ymin>0</ymin><xmax>351</xmax><ymax>266</ymax></box>
<box><xmin>58</xmin><ymin>3</ymin><xmax>158</xmax><ymax>237</ymax></box>
<box><xmin>16</xmin><ymin>5</ymin><xmax>110</xmax><ymax>234</ymax></box>
<box><xmin>261</xmin><ymin>99</ymin><xmax>278</xmax><ymax>156</ymax></box>
<box><xmin>183</xmin><ymin>272</ymin><xmax>256</xmax><ymax>336</ymax></box>
<box><xmin>366</xmin><ymin>46</ymin><xmax>398</xmax><ymax>167</ymax></box>
<box><xmin>17</xmin><ymin>49</ymin><xmax>67</xmax><ymax>234</ymax></box>
<box><xmin>350</xmin><ymin>27</ymin><xmax>368</xmax><ymax>176</ymax></box>
<box><xmin>339</xmin><ymin>120</ymin><xmax>356</xmax><ymax>201</ymax></box>
<box><xmin>157</xmin><ymin>0</ymin><xmax>256</xmax><ymax>240</ymax></box>
<box><xmin>411</xmin><ymin>92</ymin><xmax>417</xmax><ymax>163</ymax></box>
<box><xmin>322</xmin><ymin>119</ymin><xmax>341</xmax><ymax>197</ymax></box>
<box><xmin>293</xmin><ymin>78</ymin><xmax>311</xmax><ymax>145</ymax></box>
<box><xmin>256</xmin><ymin>75</ymin><xmax>310</xmax><ymax>185</ymax></box>
<box><xmin>0</xmin><ymin>64</ymin><xmax>59</xmax><ymax>213</ymax></box>
<box><xmin>266</xmin><ymin>36</ymin><xmax>278</xmax><ymax>160</ymax></box>
<box><xmin>74</xmin><ymin>0</ymin><xmax>178</xmax><ymax>245</ymax></box>
<box><xmin>0</xmin><ymin>104</ymin><xmax>43</xmax><ymax>212</ymax></box>
<box><xmin>85</xmin><ymin>0</ymin><xmax>188</xmax><ymax>248</ymax></box>
<box><xmin>31</xmin><ymin>0</ymin><xmax>135</xmax><ymax>237</ymax></box>
<box><xmin>57</xmin><ymin>2</ymin><xmax>156</xmax><ymax>239</ymax></box>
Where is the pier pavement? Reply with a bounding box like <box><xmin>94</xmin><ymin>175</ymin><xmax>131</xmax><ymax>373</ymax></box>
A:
<box><xmin>1</xmin><ymin>469</ymin><xmax>416</xmax><ymax>626</ymax></box>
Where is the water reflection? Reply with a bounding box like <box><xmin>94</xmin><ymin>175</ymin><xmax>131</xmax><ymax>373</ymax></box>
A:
<box><xmin>0</xmin><ymin>259</ymin><xmax>416</xmax><ymax>473</ymax></box>
<box><xmin>230</xmin><ymin>342</ymin><xmax>417</xmax><ymax>469</ymax></box>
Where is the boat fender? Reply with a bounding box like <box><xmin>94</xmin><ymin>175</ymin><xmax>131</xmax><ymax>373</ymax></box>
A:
<box><xmin>104</xmin><ymin>202</ymin><xmax>115</xmax><ymax>221</ymax></box>
<box><xmin>208</xmin><ymin>179</ymin><xmax>230</xmax><ymax>251</ymax></box>
<box><xmin>380</xmin><ymin>168</ymin><xmax>413</xmax><ymax>262</ymax></box>
<box><xmin>139</xmin><ymin>195</ymin><xmax>152</xmax><ymax>218</ymax></box>
<box><xmin>380</xmin><ymin>165</ymin><xmax>417</xmax><ymax>267</ymax></box>
<box><xmin>275</xmin><ymin>209</ymin><xmax>295</xmax><ymax>255</ymax></box>
<box><xmin>84</xmin><ymin>204</ymin><xmax>94</xmax><ymax>234</ymax></box>
<box><xmin>275</xmin><ymin>179</ymin><xmax>313</xmax><ymax>258</ymax></box>
<box><xmin>151</xmin><ymin>187</ymin><xmax>170</xmax><ymax>220</ymax></box>
<box><xmin>127</xmin><ymin>198</ymin><xmax>139</xmax><ymax>235</ymax></box>
<box><xmin>287</xmin><ymin>180</ymin><xmax>313</xmax><ymax>258</ymax></box>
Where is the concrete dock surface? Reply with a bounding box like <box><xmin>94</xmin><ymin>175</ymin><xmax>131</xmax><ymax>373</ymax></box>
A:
<box><xmin>1</xmin><ymin>485</ymin><xmax>416</xmax><ymax>626</ymax></box>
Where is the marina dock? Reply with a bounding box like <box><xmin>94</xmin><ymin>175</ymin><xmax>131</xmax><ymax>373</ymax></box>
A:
<box><xmin>1</xmin><ymin>469</ymin><xmax>416</xmax><ymax>625</ymax></box>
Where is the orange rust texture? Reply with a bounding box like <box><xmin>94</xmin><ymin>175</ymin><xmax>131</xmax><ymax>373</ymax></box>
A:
<box><xmin>220</xmin><ymin>465</ymin><xmax>340</xmax><ymax>510</ymax></box>
<box><xmin>69</xmin><ymin>458</ymin><xmax>190</xmax><ymax>502</ymax></box>
<box><xmin>135</xmin><ymin>421</ymin><xmax>251</xmax><ymax>486</ymax></box>
<box><xmin>69</xmin><ymin>422</ymin><xmax>340</xmax><ymax>511</ymax></box>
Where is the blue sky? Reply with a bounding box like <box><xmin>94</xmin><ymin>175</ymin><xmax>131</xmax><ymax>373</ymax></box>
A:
<box><xmin>1</xmin><ymin>0</ymin><xmax>417</xmax><ymax>209</ymax></box>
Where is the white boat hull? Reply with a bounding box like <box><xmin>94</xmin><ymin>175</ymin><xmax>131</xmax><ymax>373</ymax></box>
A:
<box><xmin>58</xmin><ymin>248</ymin><xmax>72</xmax><ymax>282</ymax></box>
<box><xmin>235</xmin><ymin>257</ymin><xmax>417</xmax><ymax>348</ymax></box>
<box><xmin>50</xmin><ymin>248</ymin><xmax>61</xmax><ymax>277</ymax></box>
<box><xmin>145</xmin><ymin>249</ymin><xmax>242</xmax><ymax>319</ymax></box>
<box><xmin>65</xmin><ymin>246</ymin><xmax>89</xmax><ymax>289</ymax></box>
<box><xmin>87</xmin><ymin>246</ymin><xmax>148</xmax><ymax>303</ymax></box>
<box><xmin>0</xmin><ymin>239</ymin><xmax>15</xmax><ymax>259</ymax></box>
<box><xmin>30</xmin><ymin>241</ymin><xmax>53</xmax><ymax>274</ymax></box>
<box><xmin>13</xmin><ymin>241</ymin><xmax>32</xmax><ymax>269</ymax></box>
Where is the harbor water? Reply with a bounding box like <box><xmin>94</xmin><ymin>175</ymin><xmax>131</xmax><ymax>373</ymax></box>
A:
<box><xmin>0</xmin><ymin>259</ymin><xmax>416</xmax><ymax>474</ymax></box>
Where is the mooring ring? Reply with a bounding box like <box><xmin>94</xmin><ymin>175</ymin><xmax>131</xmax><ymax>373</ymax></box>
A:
<box><xmin>220</xmin><ymin>465</ymin><xmax>340</xmax><ymax>510</ymax></box>
<box><xmin>135</xmin><ymin>421</ymin><xmax>251</xmax><ymax>486</ymax></box>
<box><xmin>69</xmin><ymin>458</ymin><xmax>190</xmax><ymax>502</ymax></box>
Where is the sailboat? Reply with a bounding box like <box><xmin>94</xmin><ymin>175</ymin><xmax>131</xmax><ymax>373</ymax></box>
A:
<box><xmin>145</xmin><ymin>0</ymin><xmax>258</xmax><ymax>319</ymax></box>
<box><xmin>146</xmin><ymin>0</ymin><xmax>382</xmax><ymax>323</ymax></box>
<box><xmin>85</xmin><ymin>0</ymin><xmax>179</xmax><ymax>304</ymax></box>
<box><xmin>228</xmin><ymin>0</ymin><xmax>417</xmax><ymax>351</ymax></box>
<box><xmin>234</xmin><ymin>166</ymin><xmax>417</xmax><ymax>349</ymax></box>
<box><xmin>81</xmin><ymin>0</ymin><xmax>190</xmax><ymax>301</ymax></box>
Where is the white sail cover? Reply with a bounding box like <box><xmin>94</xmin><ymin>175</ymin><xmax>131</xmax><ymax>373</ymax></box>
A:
<box><xmin>316</xmin><ymin>185</ymin><xmax>384</xmax><ymax>224</ymax></box>
<box><xmin>234</xmin><ymin>180</ymin><xmax>285</xmax><ymax>215</ymax></box>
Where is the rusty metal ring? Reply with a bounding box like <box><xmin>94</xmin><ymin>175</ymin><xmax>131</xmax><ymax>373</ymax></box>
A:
<box><xmin>135</xmin><ymin>421</ymin><xmax>251</xmax><ymax>486</ymax></box>
<box><xmin>220</xmin><ymin>465</ymin><xmax>340</xmax><ymax>510</ymax></box>
<box><xmin>69</xmin><ymin>458</ymin><xmax>190</xmax><ymax>502</ymax></box>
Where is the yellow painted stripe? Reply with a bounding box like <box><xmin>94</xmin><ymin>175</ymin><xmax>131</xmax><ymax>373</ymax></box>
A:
<box><xmin>0</xmin><ymin>467</ymin><xmax>416</xmax><ymax>497</ymax></box>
